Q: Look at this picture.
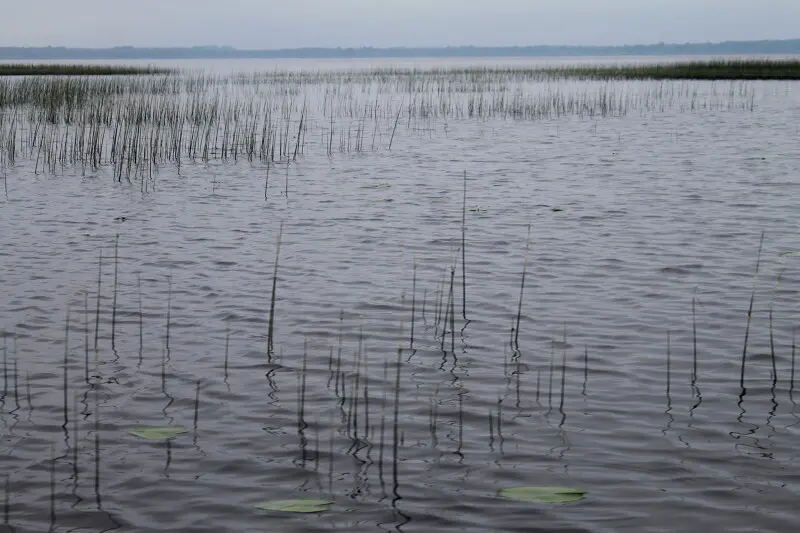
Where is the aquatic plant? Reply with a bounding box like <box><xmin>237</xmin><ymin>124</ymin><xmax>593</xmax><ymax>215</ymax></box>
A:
<box><xmin>0</xmin><ymin>63</ymin><xmax>174</xmax><ymax>76</ymax></box>
<box><xmin>0</xmin><ymin>64</ymin><xmax>770</xmax><ymax>178</ymax></box>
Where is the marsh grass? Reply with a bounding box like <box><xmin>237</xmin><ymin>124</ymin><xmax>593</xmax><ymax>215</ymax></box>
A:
<box><xmin>0</xmin><ymin>63</ymin><xmax>771</xmax><ymax>178</ymax></box>
<box><xmin>540</xmin><ymin>59</ymin><xmax>800</xmax><ymax>81</ymax></box>
<box><xmin>0</xmin><ymin>63</ymin><xmax>174</xmax><ymax>76</ymax></box>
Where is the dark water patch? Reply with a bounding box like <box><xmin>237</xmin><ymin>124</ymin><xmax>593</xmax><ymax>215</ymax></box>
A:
<box><xmin>660</xmin><ymin>264</ymin><xmax>704</xmax><ymax>275</ymax></box>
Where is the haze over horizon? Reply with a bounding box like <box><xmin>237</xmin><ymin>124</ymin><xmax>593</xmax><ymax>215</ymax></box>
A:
<box><xmin>2</xmin><ymin>0</ymin><xmax>798</xmax><ymax>49</ymax></box>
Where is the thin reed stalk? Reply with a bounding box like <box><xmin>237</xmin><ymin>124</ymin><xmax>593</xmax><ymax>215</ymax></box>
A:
<box><xmin>267</xmin><ymin>222</ymin><xmax>284</xmax><ymax>359</ymax></box>
<box><xmin>740</xmin><ymin>232</ymin><xmax>765</xmax><ymax>389</ymax></box>
<box><xmin>514</xmin><ymin>224</ymin><xmax>532</xmax><ymax>347</ymax></box>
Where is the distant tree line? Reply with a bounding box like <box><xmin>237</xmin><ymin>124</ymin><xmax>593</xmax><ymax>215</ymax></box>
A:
<box><xmin>1</xmin><ymin>40</ymin><xmax>799</xmax><ymax>60</ymax></box>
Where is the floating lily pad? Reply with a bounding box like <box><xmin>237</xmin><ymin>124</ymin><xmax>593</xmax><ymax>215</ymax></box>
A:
<box><xmin>256</xmin><ymin>499</ymin><xmax>333</xmax><ymax>513</ymax></box>
<box><xmin>128</xmin><ymin>426</ymin><xmax>189</xmax><ymax>441</ymax></box>
<box><xmin>373</xmin><ymin>183</ymin><xmax>391</xmax><ymax>188</ymax></box>
<box><xmin>498</xmin><ymin>486</ymin><xmax>585</xmax><ymax>503</ymax></box>
<box><xmin>468</xmin><ymin>206</ymin><xmax>484</xmax><ymax>212</ymax></box>
<box><xmin>779</xmin><ymin>251</ymin><xmax>800</xmax><ymax>257</ymax></box>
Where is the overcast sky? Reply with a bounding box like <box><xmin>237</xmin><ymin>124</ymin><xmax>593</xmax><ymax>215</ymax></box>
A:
<box><xmin>2</xmin><ymin>0</ymin><xmax>798</xmax><ymax>49</ymax></box>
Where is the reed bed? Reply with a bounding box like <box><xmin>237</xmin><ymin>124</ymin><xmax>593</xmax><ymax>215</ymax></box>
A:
<box><xmin>225</xmin><ymin>58</ymin><xmax>800</xmax><ymax>83</ymax></box>
<box><xmin>0</xmin><ymin>63</ymin><xmax>174</xmax><ymax>76</ymax></box>
<box><xmin>0</xmin><ymin>65</ymin><xmax>777</xmax><ymax>177</ymax></box>
<box><xmin>539</xmin><ymin>58</ymin><xmax>800</xmax><ymax>80</ymax></box>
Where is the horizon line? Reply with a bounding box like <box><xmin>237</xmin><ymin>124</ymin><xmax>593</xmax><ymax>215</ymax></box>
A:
<box><xmin>3</xmin><ymin>37</ymin><xmax>800</xmax><ymax>51</ymax></box>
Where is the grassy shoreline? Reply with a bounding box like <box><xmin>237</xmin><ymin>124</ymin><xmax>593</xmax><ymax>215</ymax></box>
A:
<box><xmin>523</xmin><ymin>59</ymin><xmax>800</xmax><ymax>80</ymax></box>
<box><xmin>0</xmin><ymin>63</ymin><xmax>174</xmax><ymax>76</ymax></box>
<box><xmin>2</xmin><ymin>58</ymin><xmax>799</xmax><ymax>80</ymax></box>
<box><xmin>352</xmin><ymin>59</ymin><xmax>800</xmax><ymax>80</ymax></box>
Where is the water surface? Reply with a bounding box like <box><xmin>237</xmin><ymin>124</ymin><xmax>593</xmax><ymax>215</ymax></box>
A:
<box><xmin>1</xmin><ymin>62</ymin><xmax>800</xmax><ymax>533</ymax></box>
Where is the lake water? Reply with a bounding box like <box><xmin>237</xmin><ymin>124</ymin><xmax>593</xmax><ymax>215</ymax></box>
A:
<box><xmin>1</xmin><ymin>57</ymin><xmax>800</xmax><ymax>532</ymax></box>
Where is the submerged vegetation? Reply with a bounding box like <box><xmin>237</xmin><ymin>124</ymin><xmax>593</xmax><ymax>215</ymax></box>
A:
<box><xmin>0</xmin><ymin>63</ymin><xmax>175</xmax><ymax>76</ymax></box>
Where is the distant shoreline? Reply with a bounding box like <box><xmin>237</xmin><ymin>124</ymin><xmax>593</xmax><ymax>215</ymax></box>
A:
<box><xmin>1</xmin><ymin>39</ymin><xmax>799</xmax><ymax>60</ymax></box>
<box><xmin>2</xmin><ymin>58</ymin><xmax>798</xmax><ymax>80</ymax></box>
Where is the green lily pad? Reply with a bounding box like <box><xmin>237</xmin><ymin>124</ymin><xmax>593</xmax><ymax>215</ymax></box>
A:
<box><xmin>468</xmin><ymin>206</ymin><xmax>484</xmax><ymax>212</ymax></box>
<box><xmin>779</xmin><ymin>251</ymin><xmax>800</xmax><ymax>257</ymax></box>
<box><xmin>128</xmin><ymin>426</ymin><xmax>190</xmax><ymax>441</ymax></box>
<box><xmin>498</xmin><ymin>486</ymin><xmax>585</xmax><ymax>503</ymax></box>
<box><xmin>256</xmin><ymin>499</ymin><xmax>333</xmax><ymax>513</ymax></box>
